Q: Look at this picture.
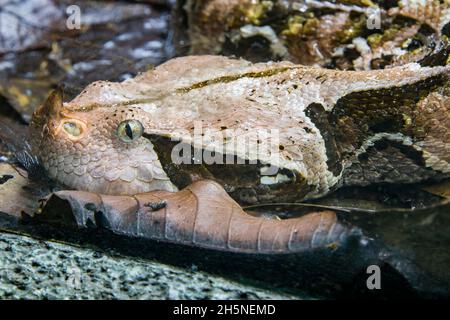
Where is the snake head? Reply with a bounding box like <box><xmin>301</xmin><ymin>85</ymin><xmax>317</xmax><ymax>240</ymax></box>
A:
<box><xmin>29</xmin><ymin>86</ymin><xmax>177</xmax><ymax>195</ymax></box>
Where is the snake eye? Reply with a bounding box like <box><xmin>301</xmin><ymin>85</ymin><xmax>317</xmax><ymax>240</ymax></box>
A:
<box><xmin>63</xmin><ymin>121</ymin><xmax>83</xmax><ymax>137</ymax></box>
<box><xmin>117</xmin><ymin>120</ymin><xmax>143</xmax><ymax>143</ymax></box>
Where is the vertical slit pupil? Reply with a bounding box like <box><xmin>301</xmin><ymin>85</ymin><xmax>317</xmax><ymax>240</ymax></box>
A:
<box><xmin>125</xmin><ymin>123</ymin><xmax>134</xmax><ymax>139</ymax></box>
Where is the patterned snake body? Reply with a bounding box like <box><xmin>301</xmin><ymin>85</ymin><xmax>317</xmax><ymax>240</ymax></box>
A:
<box><xmin>30</xmin><ymin>56</ymin><xmax>450</xmax><ymax>204</ymax></box>
<box><xmin>23</xmin><ymin>1</ymin><xmax>450</xmax><ymax>253</ymax></box>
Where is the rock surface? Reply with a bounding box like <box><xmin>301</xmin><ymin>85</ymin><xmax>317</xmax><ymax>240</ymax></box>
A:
<box><xmin>0</xmin><ymin>231</ymin><xmax>300</xmax><ymax>300</ymax></box>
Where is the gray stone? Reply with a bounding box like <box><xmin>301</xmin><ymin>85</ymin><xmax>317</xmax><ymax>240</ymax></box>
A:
<box><xmin>0</xmin><ymin>231</ymin><xmax>301</xmax><ymax>300</ymax></box>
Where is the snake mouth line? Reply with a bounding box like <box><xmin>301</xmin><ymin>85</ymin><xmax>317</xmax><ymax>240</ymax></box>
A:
<box><xmin>142</xmin><ymin>123</ymin><xmax>285</xmax><ymax>170</ymax></box>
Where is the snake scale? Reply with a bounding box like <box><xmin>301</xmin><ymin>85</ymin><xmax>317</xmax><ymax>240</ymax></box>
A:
<box><xmin>27</xmin><ymin>0</ymin><xmax>449</xmax><ymax>253</ymax></box>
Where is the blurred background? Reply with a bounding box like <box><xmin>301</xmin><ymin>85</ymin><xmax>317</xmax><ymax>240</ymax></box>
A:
<box><xmin>0</xmin><ymin>0</ymin><xmax>450</xmax><ymax>300</ymax></box>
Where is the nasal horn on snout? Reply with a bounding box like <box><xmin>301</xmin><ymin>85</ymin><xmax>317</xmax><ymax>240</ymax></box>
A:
<box><xmin>34</xmin><ymin>86</ymin><xmax>64</xmax><ymax>121</ymax></box>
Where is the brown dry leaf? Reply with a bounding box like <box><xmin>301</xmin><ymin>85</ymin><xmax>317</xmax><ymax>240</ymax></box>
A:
<box><xmin>38</xmin><ymin>180</ymin><xmax>348</xmax><ymax>254</ymax></box>
<box><xmin>0</xmin><ymin>0</ymin><xmax>64</xmax><ymax>54</ymax></box>
<box><xmin>0</xmin><ymin>163</ymin><xmax>39</xmax><ymax>218</ymax></box>
<box><xmin>0</xmin><ymin>79</ymin><xmax>54</xmax><ymax>123</ymax></box>
<box><xmin>0</xmin><ymin>0</ymin><xmax>172</xmax><ymax>121</ymax></box>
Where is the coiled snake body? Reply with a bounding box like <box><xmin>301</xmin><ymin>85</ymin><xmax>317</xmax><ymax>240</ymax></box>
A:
<box><xmin>27</xmin><ymin>1</ymin><xmax>450</xmax><ymax>253</ymax></box>
<box><xmin>30</xmin><ymin>56</ymin><xmax>450</xmax><ymax>204</ymax></box>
